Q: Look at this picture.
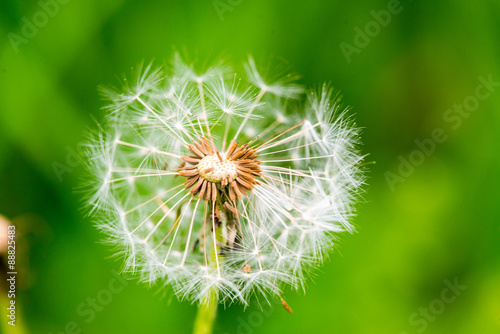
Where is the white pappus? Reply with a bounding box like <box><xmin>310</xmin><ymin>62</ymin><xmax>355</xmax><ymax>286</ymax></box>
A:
<box><xmin>83</xmin><ymin>55</ymin><xmax>366</xmax><ymax>306</ymax></box>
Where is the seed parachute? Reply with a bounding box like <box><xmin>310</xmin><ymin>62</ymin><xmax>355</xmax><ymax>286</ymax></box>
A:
<box><xmin>84</xmin><ymin>55</ymin><xmax>365</xmax><ymax>305</ymax></box>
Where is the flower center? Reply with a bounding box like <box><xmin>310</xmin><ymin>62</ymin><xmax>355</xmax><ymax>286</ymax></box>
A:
<box><xmin>197</xmin><ymin>153</ymin><xmax>239</xmax><ymax>183</ymax></box>
<box><xmin>179</xmin><ymin>137</ymin><xmax>263</xmax><ymax>205</ymax></box>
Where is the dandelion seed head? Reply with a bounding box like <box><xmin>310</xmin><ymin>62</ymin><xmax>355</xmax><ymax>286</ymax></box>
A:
<box><xmin>84</xmin><ymin>55</ymin><xmax>366</xmax><ymax>305</ymax></box>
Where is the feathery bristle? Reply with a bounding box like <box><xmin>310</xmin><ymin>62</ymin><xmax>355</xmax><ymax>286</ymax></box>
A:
<box><xmin>84</xmin><ymin>55</ymin><xmax>365</xmax><ymax>305</ymax></box>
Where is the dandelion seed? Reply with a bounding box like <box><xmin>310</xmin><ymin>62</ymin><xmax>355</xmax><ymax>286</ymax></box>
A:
<box><xmin>84</xmin><ymin>55</ymin><xmax>366</xmax><ymax>306</ymax></box>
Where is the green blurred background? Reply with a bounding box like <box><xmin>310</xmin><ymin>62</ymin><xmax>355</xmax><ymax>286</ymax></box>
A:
<box><xmin>1</xmin><ymin>0</ymin><xmax>499</xmax><ymax>333</ymax></box>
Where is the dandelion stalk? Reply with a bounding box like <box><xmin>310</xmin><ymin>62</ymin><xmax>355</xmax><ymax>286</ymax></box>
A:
<box><xmin>193</xmin><ymin>293</ymin><xmax>218</xmax><ymax>334</ymax></box>
<box><xmin>192</xmin><ymin>219</ymin><xmax>222</xmax><ymax>334</ymax></box>
<box><xmin>193</xmin><ymin>201</ymin><xmax>226</xmax><ymax>334</ymax></box>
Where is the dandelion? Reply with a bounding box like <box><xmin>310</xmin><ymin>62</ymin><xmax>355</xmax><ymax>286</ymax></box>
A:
<box><xmin>84</xmin><ymin>56</ymin><xmax>365</xmax><ymax>333</ymax></box>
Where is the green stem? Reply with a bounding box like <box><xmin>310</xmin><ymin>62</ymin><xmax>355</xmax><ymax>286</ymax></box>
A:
<box><xmin>193</xmin><ymin>201</ymin><xmax>224</xmax><ymax>334</ymax></box>
<box><xmin>192</xmin><ymin>289</ymin><xmax>218</xmax><ymax>334</ymax></box>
